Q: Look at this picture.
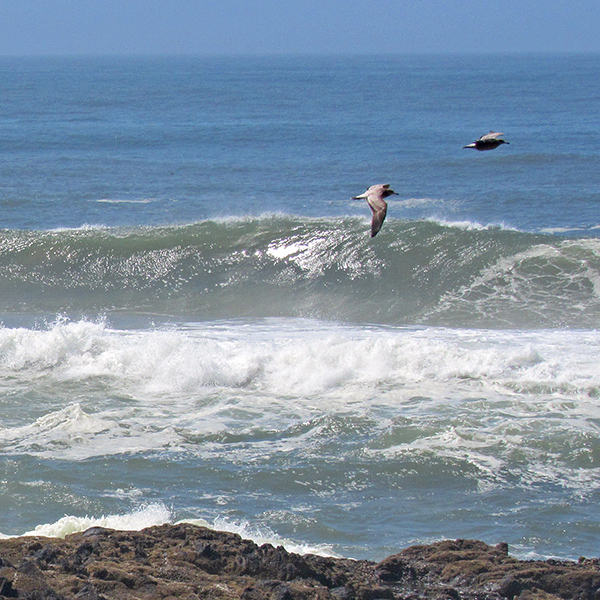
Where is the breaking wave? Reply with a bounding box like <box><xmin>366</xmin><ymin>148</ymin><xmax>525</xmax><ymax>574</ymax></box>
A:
<box><xmin>1</xmin><ymin>216</ymin><xmax>599</xmax><ymax>328</ymax></box>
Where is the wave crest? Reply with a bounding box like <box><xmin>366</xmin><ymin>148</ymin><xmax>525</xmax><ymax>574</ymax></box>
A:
<box><xmin>0</xmin><ymin>217</ymin><xmax>599</xmax><ymax>328</ymax></box>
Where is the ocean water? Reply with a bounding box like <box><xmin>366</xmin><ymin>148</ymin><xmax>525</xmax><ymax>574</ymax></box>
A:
<box><xmin>0</xmin><ymin>54</ymin><xmax>599</xmax><ymax>561</ymax></box>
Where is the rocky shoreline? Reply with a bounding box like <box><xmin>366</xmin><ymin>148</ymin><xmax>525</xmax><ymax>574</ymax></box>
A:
<box><xmin>0</xmin><ymin>523</ymin><xmax>598</xmax><ymax>600</ymax></box>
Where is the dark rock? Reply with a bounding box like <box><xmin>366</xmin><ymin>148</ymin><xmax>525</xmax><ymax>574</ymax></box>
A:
<box><xmin>0</xmin><ymin>576</ymin><xmax>18</xmax><ymax>597</ymax></box>
<box><xmin>79</xmin><ymin>528</ymin><xmax>111</xmax><ymax>539</ymax></box>
<box><xmin>0</xmin><ymin>525</ymin><xmax>598</xmax><ymax>600</ymax></box>
<box><xmin>72</xmin><ymin>584</ymin><xmax>103</xmax><ymax>600</ymax></box>
<box><xmin>498</xmin><ymin>575</ymin><xmax>523</xmax><ymax>599</ymax></box>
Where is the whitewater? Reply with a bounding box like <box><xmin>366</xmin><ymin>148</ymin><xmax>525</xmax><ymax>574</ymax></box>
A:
<box><xmin>0</xmin><ymin>54</ymin><xmax>599</xmax><ymax>562</ymax></box>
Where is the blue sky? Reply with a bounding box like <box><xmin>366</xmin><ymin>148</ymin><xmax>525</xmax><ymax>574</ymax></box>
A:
<box><xmin>0</xmin><ymin>0</ymin><xmax>599</xmax><ymax>56</ymax></box>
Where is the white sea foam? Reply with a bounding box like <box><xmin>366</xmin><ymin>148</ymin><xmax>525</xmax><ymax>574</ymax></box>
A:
<box><xmin>0</xmin><ymin>504</ymin><xmax>171</xmax><ymax>539</ymax></box>
<box><xmin>0</xmin><ymin>318</ymin><xmax>599</xmax><ymax>495</ymax></box>
<box><xmin>0</xmin><ymin>503</ymin><xmax>336</xmax><ymax>556</ymax></box>
<box><xmin>425</xmin><ymin>216</ymin><xmax>517</xmax><ymax>231</ymax></box>
<box><xmin>1</xmin><ymin>318</ymin><xmax>600</xmax><ymax>408</ymax></box>
<box><xmin>181</xmin><ymin>517</ymin><xmax>339</xmax><ymax>557</ymax></box>
<box><xmin>539</xmin><ymin>226</ymin><xmax>586</xmax><ymax>234</ymax></box>
<box><xmin>96</xmin><ymin>198</ymin><xmax>156</xmax><ymax>204</ymax></box>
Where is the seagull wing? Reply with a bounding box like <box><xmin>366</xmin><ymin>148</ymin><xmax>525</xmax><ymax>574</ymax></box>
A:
<box><xmin>353</xmin><ymin>184</ymin><xmax>395</xmax><ymax>236</ymax></box>
<box><xmin>367</xmin><ymin>197</ymin><xmax>388</xmax><ymax>237</ymax></box>
<box><xmin>480</xmin><ymin>131</ymin><xmax>504</xmax><ymax>141</ymax></box>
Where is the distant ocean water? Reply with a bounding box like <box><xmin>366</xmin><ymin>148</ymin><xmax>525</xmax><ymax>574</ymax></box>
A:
<box><xmin>0</xmin><ymin>54</ymin><xmax>599</xmax><ymax>561</ymax></box>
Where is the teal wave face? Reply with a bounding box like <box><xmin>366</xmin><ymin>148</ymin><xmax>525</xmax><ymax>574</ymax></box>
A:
<box><xmin>1</xmin><ymin>218</ymin><xmax>599</xmax><ymax>329</ymax></box>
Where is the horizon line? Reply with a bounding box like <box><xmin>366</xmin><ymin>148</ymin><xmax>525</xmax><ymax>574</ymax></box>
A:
<box><xmin>0</xmin><ymin>49</ymin><xmax>599</xmax><ymax>59</ymax></box>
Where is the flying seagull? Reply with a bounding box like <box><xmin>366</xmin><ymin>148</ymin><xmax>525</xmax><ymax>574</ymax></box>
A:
<box><xmin>463</xmin><ymin>131</ymin><xmax>509</xmax><ymax>151</ymax></box>
<box><xmin>352</xmin><ymin>184</ymin><xmax>398</xmax><ymax>237</ymax></box>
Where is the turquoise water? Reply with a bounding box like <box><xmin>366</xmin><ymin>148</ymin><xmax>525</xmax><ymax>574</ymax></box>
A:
<box><xmin>0</xmin><ymin>54</ymin><xmax>599</xmax><ymax>561</ymax></box>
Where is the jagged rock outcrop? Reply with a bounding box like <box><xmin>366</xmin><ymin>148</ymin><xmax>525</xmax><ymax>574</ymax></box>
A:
<box><xmin>0</xmin><ymin>523</ymin><xmax>598</xmax><ymax>600</ymax></box>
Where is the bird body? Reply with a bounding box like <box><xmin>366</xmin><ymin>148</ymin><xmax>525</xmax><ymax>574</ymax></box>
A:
<box><xmin>463</xmin><ymin>131</ymin><xmax>509</xmax><ymax>151</ymax></box>
<box><xmin>352</xmin><ymin>184</ymin><xmax>397</xmax><ymax>237</ymax></box>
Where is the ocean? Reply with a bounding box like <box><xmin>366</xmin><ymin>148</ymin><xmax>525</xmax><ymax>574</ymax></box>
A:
<box><xmin>0</xmin><ymin>54</ymin><xmax>599</xmax><ymax>562</ymax></box>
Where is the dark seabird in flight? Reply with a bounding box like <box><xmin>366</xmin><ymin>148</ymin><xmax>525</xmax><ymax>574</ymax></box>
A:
<box><xmin>352</xmin><ymin>184</ymin><xmax>398</xmax><ymax>237</ymax></box>
<box><xmin>463</xmin><ymin>131</ymin><xmax>509</xmax><ymax>151</ymax></box>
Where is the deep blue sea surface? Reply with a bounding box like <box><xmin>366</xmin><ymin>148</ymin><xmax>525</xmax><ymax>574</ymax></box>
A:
<box><xmin>0</xmin><ymin>54</ymin><xmax>599</xmax><ymax>561</ymax></box>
